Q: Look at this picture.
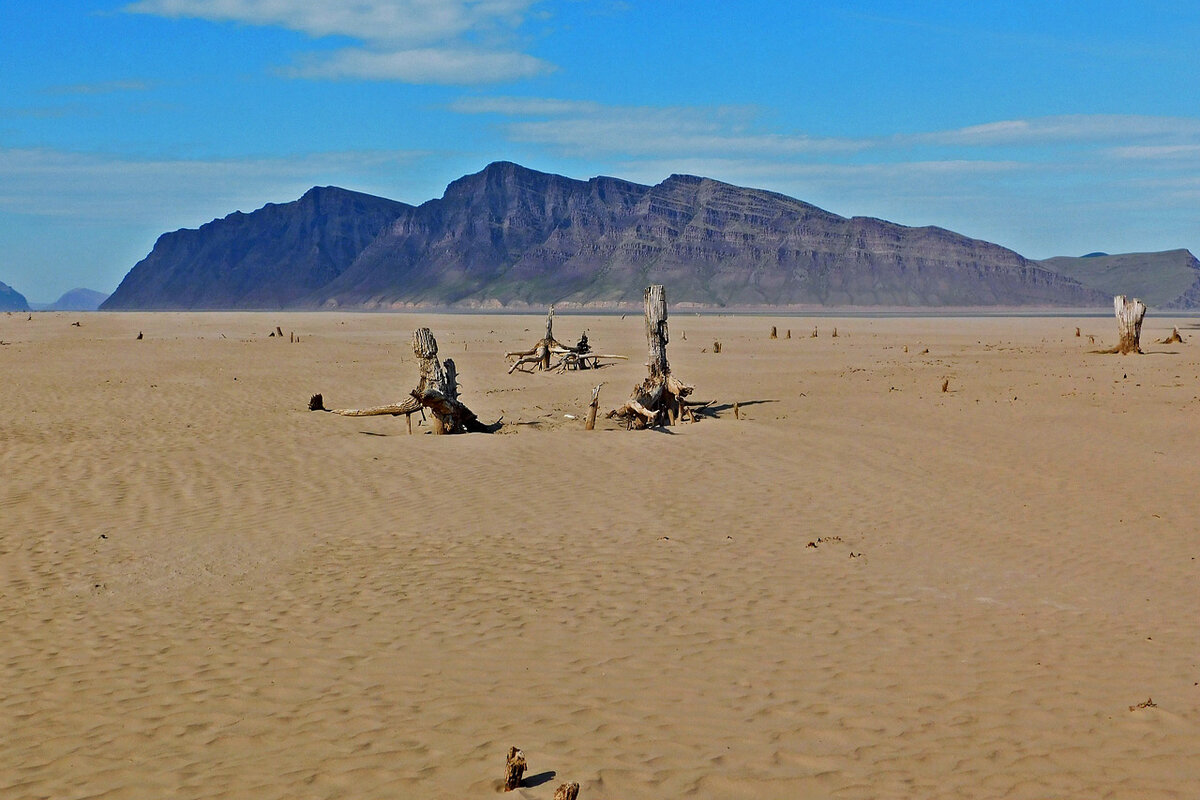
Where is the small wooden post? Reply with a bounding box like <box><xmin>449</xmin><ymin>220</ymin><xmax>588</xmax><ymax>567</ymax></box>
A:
<box><xmin>733</xmin><ymin>401</ymin><xmax>740</xmax><ymax>419</ymax></box>
<box><xmin>769</xmin><ymin>326</ymin><xmax>777</xmax><ymax>339</ymax></box>
<box><xmin>1075</xmin><ymin>327</ymin><xmax>1081</xmax><ymax>337</ymax></box>
<box><xmin>811</xmin><ymin>327</ymin><xmax>818</xmax><ymax>338</ymax></box>
<box><xmin>276</xmin><ymin>326</ymin><xmax>284</xmax><ymax>338</ymax></box>
<box><xmin>786</xmin><ymin>329</ymin><xmax>791</xmax><ymax>339</ymax></box>
<box><xmin>832</xmin><ymin>327</ymin><xmax>838</xmax><ymax>338</ymax></box>
<box><xmin>712</xmin><ymin>341</ymin><xmax>722</xmax><ymax>353</ymax></box>
<box><xmin>553</xmin><ymin>783</ymin><xmax>580</xmax><ymax>800</ymax></box>
<box><xmin>503</xmin><ymin>747</ymin><xmax>526</xmax><ymax>792</ymax></box>
<box><xmin>941</xmin><ymin>379</ymin><xmax>949</xmax><ymax>393</ymax></box>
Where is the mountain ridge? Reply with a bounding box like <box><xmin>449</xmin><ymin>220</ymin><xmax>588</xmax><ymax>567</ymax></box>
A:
<box><xmin>102</xmin><ymin>162</ymin><xmax>1191</xmax><ymax>310</ymax></box>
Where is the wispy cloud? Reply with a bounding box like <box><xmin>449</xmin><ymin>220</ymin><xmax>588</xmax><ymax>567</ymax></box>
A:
<box><xmin>912</xmin><ymin>115</ymin><xmax>1200</xmax><ymax>147</ymax></box>
<box><xmin>449</xmin><ymin>98</ymin><xmax>870</xmax><ymax>156</ymax></box>
<box><xmin>124</xmin><ymin>0</ymin><xmax>551</xmax><ymax>84</ymax></box>
<box><xmin>448</xmin><ymin>95</ymin><xmax>601</xmax><ymax>115</ymax></box>
<box><xmin>45</xmin><ymin>80</ymin><xmax>156</xmax><ymax>96</ymax></box>
<box><xmin>287</xmin><ymin>47</ymin><xmax>553</xmax><ymax>84</ymax></box>
<box><xmin>1106</xmin><ymin>144</ymin><xmax>1200</xmax><ymax>160</ymax></box>
<box><xmin>0</xmin><ymin>147</ymin><xmax>424</xmax><ymax>223</ymax></box>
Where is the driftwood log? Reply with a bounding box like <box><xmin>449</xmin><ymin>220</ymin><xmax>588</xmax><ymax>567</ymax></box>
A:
<box><xmin>608</xmin><ymin>285</ymin><xmax>710</xmax><ymax>428</ymax></box>
<box><xmin>308</xmin><ymin>327</ymin><xmax>491</xmax><ymax>434</ymax></box>
<box><xmin>1097</xmin><ymin>295</ymin><xmax>1147</xmax><ymax>354</ymax></box>
<box><xmin>506</xmin><ymin>307</ymin><xmax>625</xmax><ymax>372</ymax></box>
<box><xmin>503</xmin><ymin>747</ymin><xmax>526</xmax><ymax>791</ymax></box>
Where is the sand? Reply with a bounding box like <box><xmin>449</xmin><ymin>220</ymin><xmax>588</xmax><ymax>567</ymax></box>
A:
<box><xmin>3</xmin><ymin>309</ymin><xmax>1199</xmax><ymax>799</ymax></box>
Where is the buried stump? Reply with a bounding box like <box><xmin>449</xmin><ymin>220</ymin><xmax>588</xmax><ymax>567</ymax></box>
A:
<box><xmin>1159</xmin><ymin>326</ymin><xmax>1184</xmax><ymax>344</ymax></box>
<box><xmin>308</xmin><ymin>327</ymin><xmax>491</xmax><ymax>434</ymax></box>
<box><xmin>554</xmin><ymin>782</ymin><xmax>581</xmax><ymax>800</ymax></box>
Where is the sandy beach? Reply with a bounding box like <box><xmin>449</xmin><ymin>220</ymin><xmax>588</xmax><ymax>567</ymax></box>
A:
<box><xmin>3</xmin><ymin>309</ymin><xmax>1199</xmax><ymax>799</ymax></box>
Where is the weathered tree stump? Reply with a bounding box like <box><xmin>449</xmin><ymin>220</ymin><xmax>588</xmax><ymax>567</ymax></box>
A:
<box><xmin>308</xmin><ymin>327</ymin><xmax>491</xmax><ymax>434</ymax></box>
<box><xmin>608</xmin><ymin>285</ymin><xmax>710</xmax><ymax>428</ymax></box>
<box><xmin>553</xmin><ymin>782</ymin><xmax>580</xmax><ymax>800</ymax></box>
<box><xmin>1159</xmin><ymin>326</ymin><xmax>1184</xmax><ymax>344</ymax></box>
<box><xmin>1097</xmin><ymin>295</ymin><xmax>1147</xmax><ymax>354</ymax></box>
<box><xmin>506</xmin><ymin>307</ymin><xmax>625</xmax><ymax>372</ymax></box>
<box><xmin>503</xmin><ymin>747</ymin><xmax>526</xmax><ymax>791</ymax></box>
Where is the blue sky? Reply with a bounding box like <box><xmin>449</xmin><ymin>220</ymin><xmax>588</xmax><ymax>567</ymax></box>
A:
<box><xmin>2</xmin><ymin>1</ymin><xmax>1199</xmax><ymax>301</ymax></box>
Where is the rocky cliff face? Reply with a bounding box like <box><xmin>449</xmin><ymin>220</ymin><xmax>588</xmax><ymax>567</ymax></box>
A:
<box><xmin>107</xmin><ymin>162</ymin><xmax>1115</xmax><ymax>310</ymax></box>
<box><xmin>1</xmin><ymin>280</ymin><xmax>29</xmax><ymax>312</ymax></box>
<box><xmin>103</xmin><ymin>187</ymin><xmax>411</xmax><ymax>310</ymax></box>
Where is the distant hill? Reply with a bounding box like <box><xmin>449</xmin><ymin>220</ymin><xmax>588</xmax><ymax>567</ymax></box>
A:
<box><xmin>1036</xmin><ymin>250</ymin><xmax>1200</xmax><ymax>308</ymax></box>
<box><xmin>1</xmin><ymin>280</ymin><xmax>29</xmax><ymax>312</ymax></box>
<box><xmin>31</xmin><ymin>288</ymin><xmax>111</xmax><ymax>312</ymax></box>
<box><xmin>107</xmin><ymin>162</ymin><xmax>1125</xmax><ymax>309</ymax></box>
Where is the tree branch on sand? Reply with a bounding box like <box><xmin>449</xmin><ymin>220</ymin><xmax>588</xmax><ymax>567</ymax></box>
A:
<box><xmin>608</xmin><ymin>285</ymin><xmax>712</xmax><ymax>429</ymax></box>
<box><xmin>505</xmin><ymin>306</ymin><xmax>626</xmax><ymax>373</ymax></box>
<box><xmin>308</xmin><ymin>327</ymin><xmax>493</xmax><ymax>434</ymax></box>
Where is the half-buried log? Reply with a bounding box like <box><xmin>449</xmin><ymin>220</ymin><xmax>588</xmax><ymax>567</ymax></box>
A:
<box><xmin>503</xmin><ymin>747</ymin><xmax>526</xmax><ymax>791</ymax></box>
<box><xmin>308</xmin><ymin>327</ymin><xmax>491</xmax><ymax>434</ymax></box>
<box><xmin>1097</xmin><ymin>295</ymin><xmax>1147</xmax><ymax>355</ymax></box>
<box><xmin>609</xmin><ymin>285</ymin><xmax>710</xmax><ymax>428</ymax></box>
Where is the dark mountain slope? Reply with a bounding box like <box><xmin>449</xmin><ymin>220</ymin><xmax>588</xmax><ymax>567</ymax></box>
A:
<box><xmin>103</xmin><ymin>187</ymin><xmax>411</xmax><ymax>310</ymax></box>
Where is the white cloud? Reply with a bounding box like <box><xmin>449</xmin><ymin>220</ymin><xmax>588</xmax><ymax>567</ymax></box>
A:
<box><xmin>288</xmin><ymin>47</ymin><xmax>553</xmax><ymax>84</ymax></box>
<box><xmin>124</xmin><ymin>0</ymin><xmax>536</xmax><ymax>44</ymax></box>
<box><xmin>124</xmin><ymin>0</ymin><xmax>550</xmax><ymax>84</ymax></box>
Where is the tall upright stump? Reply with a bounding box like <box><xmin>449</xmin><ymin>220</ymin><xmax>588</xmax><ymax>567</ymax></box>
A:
<box><xmin>609</xmin><ymin>285</ymin><xmax>705</xmax><ymax>428</ymax></box>
<box><xmin>1103</xmin><ymin>295</ymin><xmax>1147</xmax><ymax>355</ymax></box>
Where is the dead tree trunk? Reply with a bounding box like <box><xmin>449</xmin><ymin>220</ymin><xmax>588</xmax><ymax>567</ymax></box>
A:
<box><xmin>308</xmin><ymin>327</ymin><xmax>491</xmax><ymax>434</ymax></box>
<box><xmin>608</xmin><ymin>285</ymin><xmax>709</xmax><ymax>428</ymax></box>
<box><xmin>1098</xmin><ymin>295</ymin><xmax>1147</xmax><ymax>354</ymax></box>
